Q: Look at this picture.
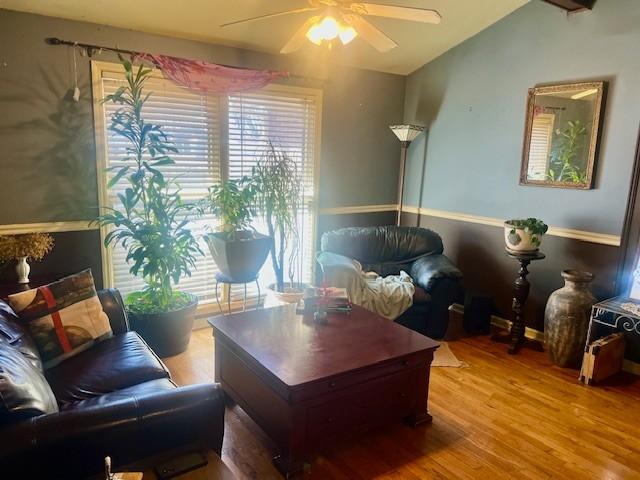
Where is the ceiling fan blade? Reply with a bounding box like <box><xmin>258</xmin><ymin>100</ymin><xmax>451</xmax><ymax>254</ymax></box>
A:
<box><xmin>356</xmin><ymin>3</ymin><xmax>442</xmax><ymax>24</ymax></box>
<box><xmin>342</xmin><ymin>14</ymin><xmax>398</xmax><ymax>52</ymax></box>
<box><xmin>221</xmin><ymin>7</ymin><xmax>320</xmax><ymax>28</ymax></box>
<box><xmin>280</xmin><ymin>16</ymin><xmax>322</xmax><ymax>54</ymax></box>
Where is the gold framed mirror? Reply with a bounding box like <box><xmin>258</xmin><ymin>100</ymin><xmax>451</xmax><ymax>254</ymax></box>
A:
<box><xmin>520</xmin><ymin>81</ymin><xmax>605</xmax><ymax>189</ymax></box>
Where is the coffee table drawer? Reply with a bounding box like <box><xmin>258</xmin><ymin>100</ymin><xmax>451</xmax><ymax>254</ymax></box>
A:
<box><xmin>292</xmin><ymin>352</ymin><xmax>427</xmax><ymax>402</ymax></box>
<box><xmin>305</xmin><ymin>367</ymin><xmax>420</xmax><ymax>443</ymax></box>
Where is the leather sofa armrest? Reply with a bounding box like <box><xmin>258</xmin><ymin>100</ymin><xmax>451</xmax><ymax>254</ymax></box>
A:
<box><xmin>0</xmin><ymin>383</ymin><xmax>225</xmax><ymax>478</ymax></box>
<box><xmin>98</xmin><ymin>288</ymin><xmax>130</xmax><ymax>334</ymax></box>
<box><xmin>410</xmin><ymin>254</ymin><xmax>462</xmax><ymax>293</ymax></box>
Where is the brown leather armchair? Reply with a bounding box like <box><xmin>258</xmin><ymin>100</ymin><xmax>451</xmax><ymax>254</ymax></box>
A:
<box><xmin>318</xmin><ymin>226</ymin><xmax>462</xmax><ymax>338</ymax></box>
<box><xmin>0</xmin><ymin>289</ymin><xmax>225</xmax><ymax>478</ymax></box>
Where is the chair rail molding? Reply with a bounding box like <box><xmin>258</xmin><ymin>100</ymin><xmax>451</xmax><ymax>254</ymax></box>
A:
<box><xmin>403</xmin><ymin>206</ymin><xmax>621</xmax><ymax>247</ymax></box>
<box><xmin>0</xmin><ymin>221</ymin><xmax>97</xmax><ymax>235</ymax></box>
<box><xmin>318</xmin><ymin>204</ymin><xmax>398</xmax><ymax>215</ymax></box>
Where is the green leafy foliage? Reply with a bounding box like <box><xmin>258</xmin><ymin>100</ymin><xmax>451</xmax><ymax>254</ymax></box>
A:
<box><xmin>547</xmin><ymin>120</ymin><xmax>588</xmax><ymax>183</ymax></box>
<box><xmin>126</xmin><ymin>290</ymin><xmax>194</xmax><ymax>315</ymax></box>
<box><xmin>200</xmin><ymin>177</ymin><xmax>257</xmax><ymax>239</ymax></box>
<box><xmin>252</xmin><ymin>141</ymin><xmax>302</xmax><ymax>292</ymax></box>
<box><xmin>94</xmin><ymin>57</ymin><xmax>202</xmax><ymax>313</ymax></box>
<box><xmin>506</xmin><ymin>218</ymin><xmax>548</xmax><ymax>247</ymax></box>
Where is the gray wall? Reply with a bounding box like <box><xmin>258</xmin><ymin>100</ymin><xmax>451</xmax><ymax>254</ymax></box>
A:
<box><xmin>402</xmin><ymin>0</ymin><xmax>640</xmax><ymax>360</ymax></box>
<box><xmin>0</xmin><ymin>8</ymin><xmax>405</xmax><ymax>225</ymax></box>
<box><xmin>404</xmin><ymin>0</ymin><xmax>640</xmax><ymax>235</ymax></box>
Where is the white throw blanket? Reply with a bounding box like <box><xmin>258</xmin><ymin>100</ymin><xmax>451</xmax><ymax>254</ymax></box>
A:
<box><xmin>351</xmin><ymin>268</ymin><xmax>415</xmax><ymax>320</ymax></box>
<box><xmin>317</xmin><ymin>252</ymin><xmax>416</xmax><ymax>320</ymax></box>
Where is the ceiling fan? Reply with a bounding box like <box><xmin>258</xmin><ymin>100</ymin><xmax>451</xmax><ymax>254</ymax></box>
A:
<box><xmin>221</xmin><ymin>0</ymin><xmax>441</xmax><ymax>54</ymax></box>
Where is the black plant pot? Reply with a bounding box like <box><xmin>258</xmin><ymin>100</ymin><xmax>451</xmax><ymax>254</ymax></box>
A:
<box><xmin>128</xmin><ymin>294</ymin><xmax>198</xmax><ymax>358</ymax></box>
<box><xmin>204</xmin><ymin>231</ymin><xmax>271</xmax><ymax>282</ymax></box>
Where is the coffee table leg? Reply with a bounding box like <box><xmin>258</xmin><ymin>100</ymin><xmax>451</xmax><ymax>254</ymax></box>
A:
<box><xmin>407</xmin><ymin>360</ymin><xmax>433</xmax><ymax>427</ymax></box>
<box><xmin>406</xmin><ymin>411</ymin><xmax>433</xmax><ymax>427</ymax></box>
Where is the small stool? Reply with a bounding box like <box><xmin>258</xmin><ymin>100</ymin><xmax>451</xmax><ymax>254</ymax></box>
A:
<box><xmin>214</xmin><ymin>272</ymin><xmax>261</xmax><ymax>315</ymax></box>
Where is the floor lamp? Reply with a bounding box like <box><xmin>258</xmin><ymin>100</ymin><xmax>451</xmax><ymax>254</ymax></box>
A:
<box><xmin>389</xmin><ymin>124</ymin><xmax>425</xmax><ymax>226</ymax></box>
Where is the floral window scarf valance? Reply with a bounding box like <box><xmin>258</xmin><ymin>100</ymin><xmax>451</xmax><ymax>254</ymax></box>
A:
<box><xmin>135</xmin><ymin>53</ymin><xmax>289</xmax><ymax>95</ymax></box>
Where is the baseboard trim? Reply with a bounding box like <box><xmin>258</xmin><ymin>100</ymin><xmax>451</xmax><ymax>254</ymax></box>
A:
<box><xmin>623</xmin><ymin>360</ymin><xmax>640</xmax><ymax>375</ymax></box>
<box><xmin>450</xmin><ymin>303</ymin><xmax>545</xmax><ymax>342</ymax></box>
<box><xmin>451</xmin><ymin>303</ymin><xmax>640</xmax><ymax>375</ymax></box>
<box><xmin>318</xmin><ymin>204</ymin><xmax>398</xmax><ymax>215</ymax></box>
<box><xmin>488</xmin><ymin>313</ymin><xmax>546</xmax><ymax>343</ymax></box>
<box><xmin>403</xmin><ymin>206</ymin><xmax>621</xmax><ymax>246</ymax></box>
<box><xmin>0</xmin><ymin>221</ymin><xmax>97</xmax><ymax>235</ymax></box>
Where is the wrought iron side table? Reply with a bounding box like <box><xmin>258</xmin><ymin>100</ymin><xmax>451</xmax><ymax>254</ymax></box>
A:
<box><xmin>585</xmin><ymin>296</ymin><xmax>640</xmax><ymax>347</ymax></box>
<box><xmin>214</xmin><ymin>272</ymin><xmax>262</xmax><ymax>315</ymax></box>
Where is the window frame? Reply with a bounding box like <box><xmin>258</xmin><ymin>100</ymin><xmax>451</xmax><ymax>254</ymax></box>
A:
<box><xmin>91</xmin><ymin>60</ymin><xmax>323</xmax><ymax>314</ymax></box>
<box><xmin>527</xmin><ymin>112</ymin><xmax>556</xmax><ymax>181</ymax></box>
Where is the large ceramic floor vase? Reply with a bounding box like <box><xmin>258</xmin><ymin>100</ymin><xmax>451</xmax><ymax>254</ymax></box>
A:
<box><xmin>544</xmin><ymin>270</ymin><xmax>596</xmax><ymax>368</ymax></box>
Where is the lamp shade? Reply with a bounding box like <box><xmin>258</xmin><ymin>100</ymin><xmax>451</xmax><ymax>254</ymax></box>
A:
<box><xmin>389</xmin><ymin>124</ymin><xmax>425</xmax><ymax>143</ymax></box>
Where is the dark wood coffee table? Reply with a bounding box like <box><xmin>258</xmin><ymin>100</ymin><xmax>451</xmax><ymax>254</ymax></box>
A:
<box><xmin>208</xmin><ymin>304</ymin><xmax>439</xmax><ymax>477</ymax></box>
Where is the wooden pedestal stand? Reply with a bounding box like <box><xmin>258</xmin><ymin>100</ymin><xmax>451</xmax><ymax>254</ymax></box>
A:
<box><xmin>493</xmin><ymin>249</ymin><xmax>545</xmax><ymax>354</ymax></box>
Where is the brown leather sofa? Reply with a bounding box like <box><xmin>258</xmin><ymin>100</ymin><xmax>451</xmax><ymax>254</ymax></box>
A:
<box><xmin>0</xmin><ymin>288</ymin><xmax>225</xmax><ymax>478</ymax></box>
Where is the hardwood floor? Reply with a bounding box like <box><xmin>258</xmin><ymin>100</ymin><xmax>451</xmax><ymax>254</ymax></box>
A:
<box><xmin>163</xmin><ymin>328</ymin><xmax>640</xmax><ymax>479</ymax></box>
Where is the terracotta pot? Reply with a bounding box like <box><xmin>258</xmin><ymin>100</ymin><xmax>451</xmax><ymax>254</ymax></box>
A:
<box><xmin>544</xmin><ymin>270</ymin><xmax>596</xmax><ymax>368</ymax></box>
<box><xmin>268</xmin><ymin>282</ymin><xmax>308</xmax><ymax>304</ymax></box>
<box><xmin>128</xmin><ymin>293</ymin><xmax>198</xmax><ymax>358</ymax></box>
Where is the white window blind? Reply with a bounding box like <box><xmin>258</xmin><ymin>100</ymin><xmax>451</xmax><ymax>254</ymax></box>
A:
<box><xmin>528</xmin><ymin>113</ymin><xmax>555</xmax><ymax>180</ymax></box>
<box><xmin>95</xmin><ymin>63</ymin><xmax>320</xmax><ymax>313</ymax></box>
<box><xmin>227</xmin><ymin>91</ymin><xmax>318</xmax><ymax>301</ymax></box>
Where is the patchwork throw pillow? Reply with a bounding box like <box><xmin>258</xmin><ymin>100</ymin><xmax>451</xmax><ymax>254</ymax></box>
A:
<box><xmin>8</xmin><ymin>270</ymin><xmax>112</xmax><ymax>369</ymax></box>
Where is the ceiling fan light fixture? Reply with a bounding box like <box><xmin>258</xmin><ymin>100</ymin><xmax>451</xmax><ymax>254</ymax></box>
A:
<box><xmin>315</xmin><ymin>15</ymin><xmax>340</xmax><ymax>41</ymax></box>
<box><xmin>338</xmin><ymin>25</ymin><xmax>358</xmax><ymax>45</ymax></box>
<box><xmin>306</xmin><ymin>24</ymin><xmax>324</xmax><ymax>45</ymax></box>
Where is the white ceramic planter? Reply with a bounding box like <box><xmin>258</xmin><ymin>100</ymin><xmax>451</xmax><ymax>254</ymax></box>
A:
<box><xmin>15</xmin><ymin>256</ymin><xmax>30</xmax><ymax>284</ymax></box>
<box><xmin>504</xmin><ymin>223</ymin><xmax>542</xmax><ymax>252</ymax></box>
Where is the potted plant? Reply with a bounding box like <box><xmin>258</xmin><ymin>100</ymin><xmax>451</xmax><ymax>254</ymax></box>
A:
<box><xmin>95</xmin><ymin>58</ymin><xmax>202</xmax><ymax>357</ymax></box>
<box><xmin>0</xmin><ymin>233</ymin><xmax>54</xmax><ymax>284</ymax></box>
<box><xmin>504</xmin><ymin>218</ymin><xmax>548</xmax><ymax>252</ymax></box>
<box><xmin>253</xmin><ymin>142</ymin><xmax>306</xmax><ymax>303</ymax></box>
<box><xmin>200</xmin><ymin>178</ymin><xmax>271</xmax><ymax>282</ymax></box>
<box><xmin>547</xmin><ymin>120</ymin><xmax>589</xmax><ymax>183</ymax></box>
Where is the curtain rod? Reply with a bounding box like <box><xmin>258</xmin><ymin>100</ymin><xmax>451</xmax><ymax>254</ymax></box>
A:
<box><xmin>45</xmin><ymin>37</ymin><xmax>313</xmax><ymax>81</ymax></box>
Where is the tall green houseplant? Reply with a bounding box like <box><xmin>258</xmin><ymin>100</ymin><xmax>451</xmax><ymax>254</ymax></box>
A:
<box><xmin>95</xmin><ymin>58</ymin><xmax>202</xmax><ymax>356</ymax></box>
<box><xmin>253</xmin><ymin>142</ymin><xmax>302</xmax><ymax>292</ymax></box>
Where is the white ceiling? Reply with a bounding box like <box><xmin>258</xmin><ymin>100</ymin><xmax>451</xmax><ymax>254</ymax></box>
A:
<box><xmin>0</xmin><ymin>0</ymin><xmax>529</xmax><ymax>74</ymax></box>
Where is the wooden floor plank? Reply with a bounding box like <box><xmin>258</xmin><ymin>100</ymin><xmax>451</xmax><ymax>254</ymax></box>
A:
<box><xmin>163</xmin><ymin>328</ymin><xmax>640</xmax><ymax>479</ymax></box>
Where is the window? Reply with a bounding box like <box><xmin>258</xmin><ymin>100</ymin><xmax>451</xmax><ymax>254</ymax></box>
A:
<box><xmin>527</xmin><ymin>113</ymin><xmax>555</xmax><ymax>180</ymax></box>
<box><xmin>92</xmin><ymin>61</ymin><xmax>321</xmax><ymax>314</ymax></box>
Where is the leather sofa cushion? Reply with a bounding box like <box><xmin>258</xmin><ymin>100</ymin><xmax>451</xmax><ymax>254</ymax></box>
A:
<box><xmin>46</xmin><ymin>332</ymin><xmax>170</xmax><ymax>406</ymax></box>
<box><xmin>0</xmin><ymin>301</ymin><xmax>42</xmax><ymax>372</ymax></box>
<box><xmin>321</xmin><ymin>226</ymin><xmax>444</xmax><ymax>264</ymax></box>
<box><xmin>60</xmin><ymin>378</ymin><xmax>177</xmax><ymax>411</ymax></box>
<box><xmin>0</xmin><ymin>338</ymin><xmax>58</xmax><ymax>424</ymax></box>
